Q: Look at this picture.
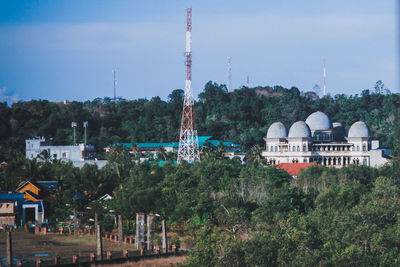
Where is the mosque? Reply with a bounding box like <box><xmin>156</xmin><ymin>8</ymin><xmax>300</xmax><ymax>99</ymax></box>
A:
<box><xmin>262</xmin><ymin>111</ymin><xmax>391</xmax><ymax>168</ymax></box>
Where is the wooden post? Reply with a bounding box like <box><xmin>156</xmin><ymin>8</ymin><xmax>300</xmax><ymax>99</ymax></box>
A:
<box><xmin>96</xmin><ymin>224</ymin><xmax>103</xmax><ymax>261</ymax></box>
<box><xmin>90</xmin><ymin>253</ymin><xmax>96</xmax><ymax>262</ymax></box>
<box><xmin>54</xmin><ymin>256</ymin><xmax>60</xmax><ymax>265</ymax></box>
<box><xmin>6</xmin><ymin>232</ymin><xmax>12</xmax><ymax>267</ymax></box>
<box><xmin>72</xmin><ymin>255</ymin><xmax>78</xmax><ymax>264</ymax></box>
<box><xmin>118</xmin><ymin>215</ymin><xmax>123</xmax><ymax>244</ymax></box>
<box><xmin>161</xmin><ymin>219</ymin><xmax>167</xmax><ymax>253</ymax></box>
<box><xmin>73</xmin><ymin>209</ymin><xmax>78</xmax><ymax>235</ymax></box>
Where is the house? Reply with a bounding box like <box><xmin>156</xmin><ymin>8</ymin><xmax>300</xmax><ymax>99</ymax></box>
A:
<box><xmin>0</xmin><ymin>192</ymin><xmax>44</xmax><ymax>226</ymax></box>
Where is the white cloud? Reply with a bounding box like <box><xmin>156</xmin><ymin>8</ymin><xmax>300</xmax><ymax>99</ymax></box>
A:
<box><xmin>0</xmin><ymin>87</ymin><xmax>20</xmax><ymax>105</ymax></box>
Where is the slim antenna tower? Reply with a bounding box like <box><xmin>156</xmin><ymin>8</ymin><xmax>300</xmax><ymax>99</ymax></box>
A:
<box><xmin>246</xmin><ymin>75</ymin><xmax>250</xmax><ymax>88</ymax></box>
<box><xmin>112</xmin><ymin>69</ymin><xmax>117</xmax><ymax>100</ymax></box>
<box><xmin>227</xmin><ymin>56</ymin><xmax>231</xmax><ymax>92</ymax></box>
<box><xmin>323</xmin><ymin>59</ymin><xmax>326</xmax><ymax>96</ymax></box>
<box><xmin>177</xmin><ymin>8</ymin><xmax>200</xmax><ymax>163</ymax></box>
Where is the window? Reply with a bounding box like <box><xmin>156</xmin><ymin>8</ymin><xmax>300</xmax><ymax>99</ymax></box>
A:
<box><xmin>357</xmin><ymin>145</ymin><xmax>360</xmax><ymax>151</ymax></box>
<box><xmin>303</xmin><ymin>145</ymin><xmax>306</xmax><ymax>152</ymax></box>
<box><xmin>266</xmin><ymin>146</ymin><xmax>269</xmax><ymax>152</ymax></box>
<box><xmin>363</xmin><ymin>159</ymin><xmax>367</xmax><ymax>165</ymax></box>
<box><xmin>297</xmin><ymin>146</ymin><xmax>300</xmax><ymax>152</ymax></box>
<box><xmin>275</xmin><ymin>146</ymin><xmax>278</xmax><ymax>152</ymax></box>
<box><xmin>352</xmin><ymin>146</ymin><xmax>355</xmax><ymax>151</ymax></box>
<box><xmin>303</xmin><ymin>159</ymin><xmax>307</xmax><ymax>163</ymax></box>
<box><xmin>62</xmin><ymin>152</ymin><xmax>67</xmax><ymax>159</ymax></box>
<box><xmin>362</xmin><ymin>145</ymin><xmax>366</xmax><ymax>151</ymax></box>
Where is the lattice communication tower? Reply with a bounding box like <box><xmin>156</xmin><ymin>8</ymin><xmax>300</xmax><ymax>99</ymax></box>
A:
<box><xmin>177</xmin><ymin>8</ymin><xmax>200</xmax><ymax>163</ymax></box>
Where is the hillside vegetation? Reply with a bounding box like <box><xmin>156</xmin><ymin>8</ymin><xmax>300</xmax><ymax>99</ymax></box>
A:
<box><xmin>0</xmin><ymin>81</ymin><xmax>398</xmax><ymax>161</ymax></box>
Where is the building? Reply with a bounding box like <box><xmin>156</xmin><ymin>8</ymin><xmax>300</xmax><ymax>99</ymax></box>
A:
<box><xmin>262</xmin><ymin>111</ymin><xmax>391</xmax><ymax>168</ymax></box>
<box><xmin>25</xmin><ymin>137</ymin><xmax>108</xmax><ymax>168</ymax></box>
<box><xmin>106</xmin><ymin>136</ymin><xmax>241</xmax><ymax>157</ymax></box>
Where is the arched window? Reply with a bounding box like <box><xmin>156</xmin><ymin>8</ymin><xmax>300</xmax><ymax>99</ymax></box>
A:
<box><xmin>303</xmin><ymin>145</ymin><xmax>306</xmax><ymax>152</ymax></box>
<box><xmin>362</xmin><ymin>145</ymin><xmax>366</xmax><ymax>151</ymax></box>
<box><xmin>352</xmin><ymin>146</ymin><xmax>355</xmax><ymax>151</ymax></box>
<box><xmin>357</xmin><ymin>145</ymin><xmax>360</xmax><ymax>151</ymax></box>
<box><xmin>275</xmin><ymin>146</ymin><xmax>278</xmax><ymax>152</ymax></box>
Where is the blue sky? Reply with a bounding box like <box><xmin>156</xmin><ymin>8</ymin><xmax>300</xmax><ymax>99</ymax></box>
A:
<box><xmin>0</xmin><ymin>0</ymin><xmax>397</xmax><ymax>102</ymax></box>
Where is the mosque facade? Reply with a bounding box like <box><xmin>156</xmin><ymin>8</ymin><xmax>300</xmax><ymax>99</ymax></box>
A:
<box><xmin>262</xmin><ymin>111</ymin><xmax>391</xmax><ymax>168</ymax></box>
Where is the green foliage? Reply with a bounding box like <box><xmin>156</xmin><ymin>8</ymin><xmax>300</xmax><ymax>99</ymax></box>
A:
<box><xmin>0</xmin><ymin>81</ymin><xmax>397</xmax><ymax>161</ymax></box>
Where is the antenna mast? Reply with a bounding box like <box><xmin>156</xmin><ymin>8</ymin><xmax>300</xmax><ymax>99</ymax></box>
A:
<box><xmin>246</xmin><ymin>75</ymin><xmax>250</xmax><ymax>88</ymax></box>
<box><xmin>112</xmin><ymin>69</ymin><xmax>117</xmax><ymax>100</ymax></box>
<box><xmin>177</xmin><ymin>8</ymin><xmax>200</xmax><ymax>163</ymax></box>
<box><xmin>227</xmin><ymin>56</ymin><xmax>231</xmax><ymax>92</ymax></box>
<box><xmin>323</xmin><ymin>59</ymin><xmax>326</xmax><ymax>96</ymax></box>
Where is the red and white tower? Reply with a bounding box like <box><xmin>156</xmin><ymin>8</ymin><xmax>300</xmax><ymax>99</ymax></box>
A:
<box><xmin>177</xmin><ymin>8</ymin><xmax>200</xmax><ymax>163</ymax></box>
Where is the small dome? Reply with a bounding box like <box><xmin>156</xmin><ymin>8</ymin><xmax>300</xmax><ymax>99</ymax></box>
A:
<box><xmin>267</xmin><ymin>122</ymin><xmax>287</xmax><ymax>138</ymax></box>
<box><xmin>348</xmin><ymin>121</ymin><xmax>371</xmax><ymax>138</ymax></box>
<box><xmin>332</xmin><ymin>122</ymin><xmax>342</xmax><ymax>128</ymax></box>
<box><xmin>333</xmin><ymin>122</ymin><xmax>346</xmax><ymax>140</ymax></box>
<box><xmin>305</xmin><ymin>111</ymin><xmax>333</xmax><ymax>131</ymax></box>
<box><xmin>288</xmin><ymin>121</ymin><xmax>311</xmax><ymax>138</ymax></box>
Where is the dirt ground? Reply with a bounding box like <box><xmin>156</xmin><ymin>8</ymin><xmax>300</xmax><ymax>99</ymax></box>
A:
<box><xmin>0</xmin><ymin>231</ymin><xmax>139</xmax><ymax>265</ymax></box>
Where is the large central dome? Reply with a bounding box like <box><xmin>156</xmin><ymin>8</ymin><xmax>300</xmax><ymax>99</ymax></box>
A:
<box><xmin>305</xmin><ymin>111</ymin><xmax>333</xmax><ymax>131</ymax></box>
<box><xmin>288</xmin><ymin>121</ymin><xmax>311</xmax><ymax>138</ymax></box>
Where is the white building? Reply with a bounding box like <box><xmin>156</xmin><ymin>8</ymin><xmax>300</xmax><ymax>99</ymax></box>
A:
<box><xmin>262</xmin><ymin>111</ymin><xmax>391</xmax><ymax>168</ymax></box>
<box><xmin>26</xmin><ymin>137</ymin><xmax>86</xmax><ymax>161</ymax></box>
<box><xmin>25</xmin><ymin>137</ymin><xmax>108</xmax><ymax>168</ymax></box>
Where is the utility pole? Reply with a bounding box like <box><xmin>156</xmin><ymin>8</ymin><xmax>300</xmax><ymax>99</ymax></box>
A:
<box><xmin>112</xmin><ymin>69</ymin><xmax>117</xmax><ymax>100</ymax></box>
<box><xmin>323</xmin><ymin>59</ymin><xmax>327</xmax><ymax>96</ymax></box>
<box><xmin>83</xmin><ymin>121</ymin><xmax>88</xmax><ymax>147</ymax></box>
<box><xmin>177</xmin><ymin>8</ymin><xmax>200</xmax><ymax>163</ymax></box>
<box><xmin>71</xmin><ymin>122</ymin><xmax>77</xmax><ymax>145</ymax></box>
<box><xmin>227</xmin><ymin>56</ymin><xmax>231</xmax><ymax>92</ymax></box>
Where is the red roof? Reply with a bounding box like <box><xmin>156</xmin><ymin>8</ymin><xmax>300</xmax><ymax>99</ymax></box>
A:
<box><xmin>273</xmin><ymin>163</ymin><xmax>317</xmax><ymax>176</ymax></box>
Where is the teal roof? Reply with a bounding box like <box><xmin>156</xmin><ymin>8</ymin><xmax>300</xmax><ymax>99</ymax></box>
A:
<box><xmin>110</xmin><ymin>136</ymin><xmax>240</xmax><ymax>150</ymax></box>
<box><xmin>115</xmin><ymin>142</ymin><xmax>178</xmax><ymax>149</ymax></box>
<box><xmin>197</xmin><ymin>136</ymin><xmax>213</xmax><ymax>143</ymax></box>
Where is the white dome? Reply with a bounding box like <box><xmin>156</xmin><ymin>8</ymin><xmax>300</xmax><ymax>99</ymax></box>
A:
<box><xmin>348</xmin><ymin>121</ymin><xmax>371</xmax><ymax>138</ymax></box>
<box><xmin>333</xmin><ymin>122</ymin><xmax>346</xmax><ymax>139</ymax></box>
<box><xmin>267</xmin><ymin>122</ymin><xmax>287</xmax><ymax>138</ymax></box>
<box><xmin>305</xmin><ymin>111</ymin><xmax>333</xmax><ymax>131</ymax></box>
<box><xmin>332</xmin><ymin>122</ymin><xmax>342</xmax><ymax>128</ymax></box>
<box><xmin>288</xmin><ymin>121</ymin><xmax>311</xmax><ymax>138</ymax></box>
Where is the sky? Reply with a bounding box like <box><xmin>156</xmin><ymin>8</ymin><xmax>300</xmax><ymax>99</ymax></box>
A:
<box><xmin>0</xmin><ymin>0</ymin><xmax>397</xmax><ymax>103</ymax></box>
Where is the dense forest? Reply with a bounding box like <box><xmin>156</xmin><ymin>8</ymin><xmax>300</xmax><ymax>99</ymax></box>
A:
<box><xmin>2</xmin><ymin>149</ymin><xmax>400</xmax><ymax>265</ymax></box>
<box><xmin>0</xmin><ymin>80</ymin><xmax>398</xmax><ymax>161</ymax></box>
